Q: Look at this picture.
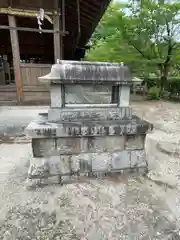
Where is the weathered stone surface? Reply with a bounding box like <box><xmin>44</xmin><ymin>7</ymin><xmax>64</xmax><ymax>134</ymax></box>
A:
<box><xmin>48</xmin><ymin>107</ymin><xmax>132</xmax><ymax>122</ymax></box>
<box><xmin>53</xmin><ymin>155</ymin><xmax>70</xmax><ymax>174</ymax></box>
<box><xmin>56</xmin><ymin>138</ymin><xmax>81</xmax><ymax>154</ymax></box>
<box><xmin>125</xmin><ymin>135</ymin><xmax>145</xmax><ymax>150</ymax></box>
<box><xmin>33</xmin><ymin>136</ymin><xmax>125</xmax><ymax>156</ymax></box>
<box><xmin>50</xmin><ymin>85</ymin><xmax>62</xmax><ymax>108</ymax></box>
<box><xmin>91</xmin><ymin>153</ymin><xmax>111</xmax><ymax>172</ymax></box>
<box><xmin>38</xmin><ymin>61</ymin><xmax>132</xmax><ymax>84</ymax></box>
<box><xmin>71</xmin><ymin>155</ymin><xmax>81</xmax><ymax>172</ymax></box>
<box><xmin>111</xmin><ymin>151</ymin><xmax>131</xmax><ymax>169</ymax></box>
<box><xmin>25</xmin><ymin>114</ymin><xmax>152</xmax><ymax>139</ymax></box>
<box><xmin>47</xmin><ymin>156</ymin><xmax>62</xmax><ymax>175</ymax></box>
<box><xmin>28</xmin><ymin>149</ymin><xmax>148</xmax><ymax>178</ymax></box>
<box><xmin>147</xmin><ymin>170</ymin><xmax>176</xmax><ymax>188</ymax></box>
<box><xmin>32</xmin><ymin>138</ymin><xmax>56</xmax><ymax>157</ymax></box>
<box><xmin>79</xmin><ymin>156</ymin><xmax>92</xmax><ymax>173</ymax></box>
<box><xmin>65</xmin><ymin>85</ymin><xmax>112</xmax><ymax>104</ymax></box>
<box><xmin>119</xmin><ymin>86</ymin><xmax>130</xmax><ymax>107</ymax></box>
<box><xmin>130</xmin><ymin>150</ymin><xmax>147</xmax><ymax>168</ymax></box>
<box><xmin>25</xmin><ymin>61</ymin><xmax>153</xmax><ymax>181</ymax></box>
<box><xmin>81</xmin><ymin>136</ymin><xmax>125</xmax><ymax>153</ymax></box>
<box><xmin>28</xmin><ymin>157</ymin><xmax>49</xmax><ymax>177</ymax></box>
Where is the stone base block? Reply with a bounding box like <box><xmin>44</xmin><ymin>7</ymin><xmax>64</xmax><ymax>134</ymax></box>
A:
<box><xmin>25</xmin><ymin>112</ymin><xmax>152</xmax><ymax>184</ymax></box>
<box><xmin>31</xmin><ymin>135</ymin><xmax>145</xmax><ymax>157</ymax></box>
<box><xmin>25</xmin><ymin>114</ymin><xmax>153</xmax><ymax>139</ymax></box>
<box><xmin>28</xmin><ymin>150</ymin><xmax>147</xmax><ymax>180</ymax></box>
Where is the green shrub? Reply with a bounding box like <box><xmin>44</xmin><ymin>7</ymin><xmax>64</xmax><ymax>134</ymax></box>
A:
<box><xmin>165</xmin><ymin>78</ymin><xmax>180</xmax><ymax>97</ymax></box>
<box><xmin>147</xmin><ymin>86</ymin><xmax>161</xmax><ymax>100</ymax></box>
<box><xmin>142</xmin><ymin>78</ymin><xmax>159</xmax><ymax>88</ymax></box>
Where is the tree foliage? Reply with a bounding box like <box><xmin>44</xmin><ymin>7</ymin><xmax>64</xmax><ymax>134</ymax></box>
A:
<box><xmin>87</xmin><ymin>0</ymin><xmax>180</xmax><ymax>88</ymax></box>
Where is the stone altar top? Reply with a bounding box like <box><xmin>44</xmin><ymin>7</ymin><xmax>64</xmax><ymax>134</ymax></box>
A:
<box><xmin>38</xmin><ymin>60</ymin><xmax>132</xmax><ymax>84</ymax></box>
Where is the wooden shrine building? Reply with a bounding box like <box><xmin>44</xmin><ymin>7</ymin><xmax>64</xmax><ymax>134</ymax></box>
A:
<box><xmin>0</xmin><ymin>0</ymin><xmax>111</xmax><ymax>104</ymax></box>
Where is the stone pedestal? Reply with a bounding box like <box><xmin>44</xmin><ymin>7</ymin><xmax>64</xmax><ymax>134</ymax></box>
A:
<box><xmin>25</xmin><ymin>61</ymin><xmax>153</xmax><ymax>184</ymax></box>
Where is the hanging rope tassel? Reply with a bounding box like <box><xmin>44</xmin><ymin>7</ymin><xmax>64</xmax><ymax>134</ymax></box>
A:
<box><xmin>37</xmin><ymin>8</ymin><xmax>44</xmax><ymax>34</ymax></box>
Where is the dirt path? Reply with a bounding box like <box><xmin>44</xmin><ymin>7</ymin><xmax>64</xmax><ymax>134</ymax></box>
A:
<box><xmin>0</xmin><ymin>102</ymin><xmax>180</xmax><ymax>239</ymax></box>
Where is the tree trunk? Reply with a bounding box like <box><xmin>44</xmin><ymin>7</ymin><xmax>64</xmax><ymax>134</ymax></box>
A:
<box><xmin>159</xmin><ymin>64</ymin><xmax>169</xmax><ymax>97</ymax></box>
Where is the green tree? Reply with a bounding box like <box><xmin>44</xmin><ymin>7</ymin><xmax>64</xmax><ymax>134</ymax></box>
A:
<box><xmin>87</xmin><ymin>0</ymin><xmax>180</xmax><ymax>94</ymax></box>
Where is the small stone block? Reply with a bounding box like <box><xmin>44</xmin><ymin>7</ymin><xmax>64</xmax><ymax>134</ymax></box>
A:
<box><xmin>58</xmin><ymin>155</ymin><xmax>71</xmax><ymax>174</ymax></box>
<box><xmin>48</xmin><ymin>107</ymin><xmax>132</xmax><ymax>123</ymax></box>
<box><xmin>56</xmin><ymin>138</ymin><xmax>81</xmax><ymax>154</ymax></box>
<box><xmin>82</xmin><ymin>136</ymin><xmax>125</xmax><ymax>153</ymax></box>
<box><xmin>50</xmin><ymin>85</ymin><xmax>62</xmax><ymax>107</ymax></box>
<box><xmin>111</xmin><ymin>151</ymin><xmax>131</xmax><ymax>169</ymax></box>
<box><xmin>92</xmin><ymin>153</ymin><xmax>110</xmax><ymax>172</ymax></box>
<box><xmin>71</xmin><ymin>155</ymin><xmax>80</xmax><ymax>172</ymax></box>
<box><xmin>60</xmin><ymin>155</ymin><xmax>71</xmax><ymax>174</ymax></box>
<box><xmin>130</xmin><ymin>150</ymin><xmax>147</xmax><ymax>168</ymax></box>
<box><xmin>28</xmin><ymin>157</ymin><xmax>49</xmax><ymax>177</ymax></box>
<box><xmin>48</xmin><ymin>156</ymin><xmax>61</xmax><ymax>175</ymax></box>
<box><xmin>78</xmin><ymin>153</ymin><xmax>92</xmax><ymax>172</ymax></box>
<box><xmin>119</xmin><ymin>86</ymin><xmax>130</xmax><ymax>107</ymax></box>
<box><xmin>32</xmin><ymin>138</ymin><xmax>56</xmax><ymax>157</ymax></box>
<box><xmin>125</xmin><ymin>135</ymin><xmax>145</xmax><ymax>150</ymax></box>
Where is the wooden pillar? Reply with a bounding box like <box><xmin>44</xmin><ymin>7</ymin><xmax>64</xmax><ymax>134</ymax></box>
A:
<box><xmin>53</xmin><ymin>0</ymin><xmax>63</xmax><ymax>62</ymax></box>
<box><xmin>53</xmin><ymin>13</ymin><xmax>62</xmax><ymax>62</ymax></box>
<box><xmin>8</xmin><ymin>15</ymin><xmax>23</xmax><ymax>102</ymax></box>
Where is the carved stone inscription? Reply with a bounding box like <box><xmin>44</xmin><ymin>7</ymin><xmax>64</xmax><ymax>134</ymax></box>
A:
<box><xmin>63</xmin><ymin>123</ymin><xmax>137</xmax><ymax>137</ymax></box>
<box><xmin>65</xmin><ymin>85</ymin><xmax>112</xmax><ymax>104</ymax></box>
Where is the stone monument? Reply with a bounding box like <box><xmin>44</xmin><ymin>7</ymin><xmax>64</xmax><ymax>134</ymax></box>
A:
<box><xmin>25</xmin><ymin>60</ymin><xmax>153</xmax><ymax>184</ymax></box>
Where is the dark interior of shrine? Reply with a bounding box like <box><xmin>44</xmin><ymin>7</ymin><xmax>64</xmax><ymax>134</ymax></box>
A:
<box><xmin>0</xmin><ymin>0</ymin><xmax>111</xmax><ymax>63</ymax></box>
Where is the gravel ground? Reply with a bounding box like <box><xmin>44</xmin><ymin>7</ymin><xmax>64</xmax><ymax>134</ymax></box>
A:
<box><xmin>0</xmin><ymin>102</ymin><xmax>180</xmax><ymax>239</ymax></box>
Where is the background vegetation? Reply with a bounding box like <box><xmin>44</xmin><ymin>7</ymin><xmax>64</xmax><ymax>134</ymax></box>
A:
<box><xmin>87</xmin><ymin>0</ymin><xmax>180</xmax><ymax>99</ymax></box>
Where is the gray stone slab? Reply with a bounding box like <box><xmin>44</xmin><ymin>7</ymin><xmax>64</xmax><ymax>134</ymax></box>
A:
<box><xmin>130</xmin><ymin>150</ymin><xmax>147</xmax><ymax>168</ymax></box>
<box><xmin>25</xmin><ymin>114</ymin><xmax>153</xmax><ymax>138</ymax></box>
<box><xmin>56</xmin><ymin>136</ymin><xmax>125</xmax><ymax>154</ymax></box>
<box><xmin>81</xmin><ymin>136</ymin><xmax>125</xmax><ymax>153</ymax></box>
<box><xmin>48</xmin><ymin>107</ymin><xmax>132</xmax><ymax>122</ymax></box>
<box><xmin>119</xmin><ymin>86</ymin><xmax>130</xmax><ymax>107</ymax></box>
<box><xmin>32</xmin><ymin>136</ymin><xmax>125</xmax><ymax>156</ymax></box>
<box><xmin>28</xmin><ymin>149</ymin><xmax>148</xmax><ymax>178</ymax></box>
<box><xmin>32</xmin><ymin>138</ymin><xmax>56</xmax><ymax>157</ymax></box>
<box><xmin>125</xmin><ymin>135</ymin><xmax>145</xmax><ymax>150</ymax></box>
<box><xmin>65</xmin><ymin>85</ymin><xmax>112</xmax><ymax>104</ymax></box>
<box><xmin>39</xmin><ymin>61</ymin><xmax>132</xmax><ymax>84</ymax></box>
<box><xmin>111</xmin><ymin>151</ymin><xmax>131</xmax><ymax>169</ymax></box>
<box><xmin>91</xmin><ymin>153</ymin><xmax>111</xmax><ymax>172</ymax></box>
<box><xmin>50</xmin><ymin>155</ymin><xmax>70</xmax><ymax>175</ymax></box>
<box><xmin>28</xmin><ymin>157</ymin><xmax>49</xmax><ymax>177</ymax></box>
<box><xmin>56</xmin><ymin>138</ymin><xmax>81</xmax><ymax>154</ymax></box>
<box><xmin>50</xmin><ymin>85</ymin><xmax>62</xmax><ymax>108</ymax></box>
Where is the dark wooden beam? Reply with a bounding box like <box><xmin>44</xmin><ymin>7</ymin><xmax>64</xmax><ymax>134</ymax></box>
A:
<box><xmin>8</xmin><ymin>15</ymin><xmax>22</xmax><ymax>102</ymax></box>
<box><xmin>65</xmin><ymin>4</ymin><xmax>96</xmax><ymax>23</ymax></box>
<box><xmin>0</xmin><ymin>25</ymin><xmax>68</xmax><ymax>34</ymax></box>
<box><xmin>67</xmin><ymin>0</ymin><xmax>98</xmax><ymax>13</ymax></box>
<box><xmin>66</xmin><ymin>2</ymin><xmax>98</xmax><ymax>20</ymax></box>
